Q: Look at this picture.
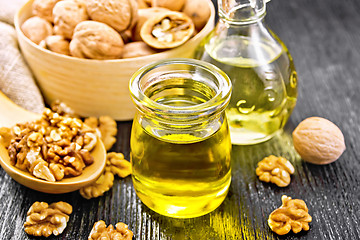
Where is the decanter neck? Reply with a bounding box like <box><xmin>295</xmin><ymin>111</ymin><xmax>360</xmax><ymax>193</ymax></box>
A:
<box><xmin>218</xmin><ymin>0</ymin><xmax>268</xmax><ymax>24</ymax></box>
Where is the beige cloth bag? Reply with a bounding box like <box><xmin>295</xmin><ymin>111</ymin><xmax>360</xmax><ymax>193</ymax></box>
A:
<box><xmin>0</xmin><ymin>0</ymin><xmax>45</xmax><ymax>113</ymax></box>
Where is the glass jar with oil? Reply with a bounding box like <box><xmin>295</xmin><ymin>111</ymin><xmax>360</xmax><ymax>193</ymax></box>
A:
<box><xmin>129</xmin><ymin>59</ymin><xmax>232</xmax><ymax>218</ymax></box>
<box><xmin>194</xmin><ymin>0</ymin><xmax>298</xmax><ymax>145</ymax></box>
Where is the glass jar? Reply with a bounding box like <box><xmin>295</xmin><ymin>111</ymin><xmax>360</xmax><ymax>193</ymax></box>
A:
<box><xmin>129</xmin><ymin>58</ymin><xmax>232</xmax><ymax>218</ymax></box>
<box><xmin>194</xmin><ymin>0</ymin><xmax>298</xmax><ymax>145</ymax></box>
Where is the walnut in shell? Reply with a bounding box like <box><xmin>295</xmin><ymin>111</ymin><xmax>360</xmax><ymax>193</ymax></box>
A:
<box><xmin>52</xmin><ymin>0</ymin><xmax>88</xmax><ymax>39</ymax></box>
<box><xmin>292</xmin><ymin>117</ymin><xmax>346</xmax><ymax>165</ymax></box>
<box><xmin>44</xmin><ymin>35</ymin><xmax>70</xmax><ymax>55</ymax></box>
<box><xmin>21</xmin><ymin>16</ymin><xmax>53</xmax><ymax>44</ymax></box>
<box><xmin>70</xmin><ymin>21</ymin><xmax>124</xmax><ymax>59</ymax></box>
<box><xmin>32</xmin><ymin>0</ymin><xmax>61</xmax><ymax>22</ymax></box>
<box><xmin>140</xmin><ymin>11</ymin><xmax>194</xmax><ymax>49</ymax></box>
<box><xmin>86</xmin><ymin>0</ymin><xmax>138</xmax><ymax>32</ymax></box>
<box><xmin>132</xmin><ymin>7</ymin><xmax>170</xmax><ymax>41</ymax></box>
<box><xmin>182</xmin><ymin>0</ymin><xmax>211</xmax><ymax>30</ymax></box>
<box><xmin>122</xmin><ymin>41</ymin><xmax>158</xmax><ymax>58</ymax></box>
<box><xmin>151</xmin><ymin>0</ymin><xmax>185</xmax><ymax>11</ymax></box>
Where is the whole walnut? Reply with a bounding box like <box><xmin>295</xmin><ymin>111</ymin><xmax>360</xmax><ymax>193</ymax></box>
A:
<box><xmin>151</xmin><ymin>0</ymin><xmax>185</xmax><ymax>11</ymax></box>
<box><xmin>21</xmin><ymin>16</ymin><xmax>53</xmax><ymax>44</ymax></box>
<box><xmin>122</xmin><ymin>41</ymin><xmax>158</xmax><ymax>58</ymax></box>
<box><xmin>132</xmin><ymin>7</ymin><xmax>170</xmax><ymax>41</ymax></box>
<box><xmin>32</xmin><ymin>0</ymin><xmax>62</xmax><ymax>22</ymax></box>
<box><xmin>44</xmin><ymin>35</ymin><xmax>70</xmax><ymax>55</ymax></box>
<box><xmin>85</xmin><ymin>0</ymin><xmax>138</xmax><ymax>32</ymax></box>
<box><xmin>70</xmin><ymin>21</ymin><xmax>124</xmax><ymax>59</ymax></box>
<box><xmin>53</xmin><ymin>0</ymin><xmax>88</xmax><ymax>39</ymax></box>
<box><xmin>182</xmin><ymin>0</ymin><xmax>211</xmax><ymax>30</ymax></box>
<box><xmin>292</xmin><ymin>117</ymin><xmax>346</xmax><ymax>165</ymax></box>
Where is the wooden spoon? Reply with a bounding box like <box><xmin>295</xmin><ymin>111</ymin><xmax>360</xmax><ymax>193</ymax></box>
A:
<box><xmin>0</xmin><ymin>91</ymin><xmax>106</xmax><ymax>194</ymax></box>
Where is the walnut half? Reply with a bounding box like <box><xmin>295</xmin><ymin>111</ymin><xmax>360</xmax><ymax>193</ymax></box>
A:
<box><xmin>24</xmin><ymin>201</ymin><xmax>73</xmax><ymax>237</ymax></box>
<box><xmin>105</xmin><ymin>152</ymin><xmax>132</xmax><ymax>178</ymax></box>
<box><xmin>88</xmin><ymin>220</ymin><xmax>133</xmax><ymax>240</ymax></box>
<box><xmin>84</xmin><ymin>116</ymin><xmax>118</xmax><ymax>151</ymax></box>
<box><xmin>256</xmin><ymin>155</ymin><xmax>295</xmax><ymax>187</ymax></box>
<box><xmin>79</xmin><ymin>171</ymin><xmax>114</xmax><ymax>199</ymax></box>
<box><xmin>140</xmin><ymin>11</ymin><xmax>194</xmax><ymax>49</ymax></box>
<box><xmin>268</xmin><ymin>195</ymin><xmax>312</xmax><ymax>235</ymax></box>
<box><xmin>79</xmin><ymin>152</ymin><xmax>131</xmax><ymax>199</ymax></box>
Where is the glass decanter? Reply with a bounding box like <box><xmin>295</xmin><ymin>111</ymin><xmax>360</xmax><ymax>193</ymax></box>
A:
<box><xmin>194</xmin><ymin>0</ymin><xmax>298</xmax><ymax>145</ymax></box>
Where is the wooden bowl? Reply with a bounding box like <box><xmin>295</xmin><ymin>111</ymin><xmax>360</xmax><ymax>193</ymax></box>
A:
<box><xmin>14</xmin><ymin>0</ymin><xmax>215</xmax><ymax>120</ymax></box>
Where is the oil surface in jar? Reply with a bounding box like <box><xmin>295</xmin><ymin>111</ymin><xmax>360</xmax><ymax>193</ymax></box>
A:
<box><xmin>196</xmin><ymin>35</ymin><xmax>297</xmax><ymax>144</ymax></box>
<box><xmin>130</xmin><ymin>77</ymin><xmax>231</xmax><ymax>218</ymax></box>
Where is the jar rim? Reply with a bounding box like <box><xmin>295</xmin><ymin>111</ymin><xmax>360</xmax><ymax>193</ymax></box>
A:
<box><xmin>129</xmin><ymin>58</ymin><xmax>232</xmax><ymax>122</ymax></box>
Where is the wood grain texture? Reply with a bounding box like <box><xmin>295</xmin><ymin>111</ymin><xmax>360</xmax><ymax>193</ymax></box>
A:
<box><xmin>1</xmin><ymin>0</ymin><xmax>360</xmax><ymax>239</ymax></box>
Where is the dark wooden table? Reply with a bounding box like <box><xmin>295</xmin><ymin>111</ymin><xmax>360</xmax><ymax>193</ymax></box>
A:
<box><xmin>1</xmin><ymin>0</ymin><xmax>360</xmax><ymax>239</ymax></box>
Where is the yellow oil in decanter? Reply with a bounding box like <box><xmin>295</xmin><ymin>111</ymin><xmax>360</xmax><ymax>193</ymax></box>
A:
<box><xmin>196</xmin><ymin>35</ymin><xmax>297</xmax><ymax>145</ymax></box>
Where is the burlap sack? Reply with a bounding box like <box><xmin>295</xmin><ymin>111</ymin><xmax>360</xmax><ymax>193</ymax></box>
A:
<box><xmin>0</xmin><ymin>0</ymin><xmax>45</xmax><ymax>113</ymax></box>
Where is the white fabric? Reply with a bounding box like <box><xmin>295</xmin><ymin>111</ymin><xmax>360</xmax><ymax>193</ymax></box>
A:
<box><xmin>0</xmin><ymin>0</ymin><xmax>45</xmax><ymax>113</ymax></box>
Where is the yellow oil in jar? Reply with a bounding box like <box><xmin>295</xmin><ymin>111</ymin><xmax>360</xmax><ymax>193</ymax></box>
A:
<box><xmin>131</xmin><ymin>120</ymin><xmax>231</xmax><ymax>218</ymax></box>
<box><xmin>130</xmin><ymin>77</ymin><xmax>232</xmax><ymax>218</ymax></box>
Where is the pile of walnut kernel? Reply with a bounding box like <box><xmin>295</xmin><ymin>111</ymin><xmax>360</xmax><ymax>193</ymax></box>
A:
<box><xmin>16</xmin><ymin>102</ymin><xmax>134</xmax><ymax>238</ymax></box>
<box><xmin>21</xmin><ymin>0</ymin><xmax>211</xmax><ymax>59</ymax></box>
<box><xmin>24</xmin><ymin>201</ymin><xmax>134</xmax><ymax>239</ymax></box>
<box><xmin>5</xmin><ymin>108</ymin><xmax>97</xmax><ymax>182</ymax></box>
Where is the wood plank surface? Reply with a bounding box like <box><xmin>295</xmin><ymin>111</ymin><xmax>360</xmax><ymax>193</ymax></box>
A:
<box><xmin>1</xmin><ymin>0</ymin><xmax>360</xmax><ymax>239</ymax></box>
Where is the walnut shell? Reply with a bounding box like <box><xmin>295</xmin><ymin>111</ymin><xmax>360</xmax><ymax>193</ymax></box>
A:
<box><xmin>151</xmin><ymin>0</ymin><xmax>185</xmax><ymax>11</ymax></box>
<box><xmin>292</xmin><ymin>117</ymin><xmax>346</xmax><ymax>165</ymax></box>
<box><xmin>32</xmin><ymin>0</ymin><xmax>61</xmax><ymax>22</ymax></box>
<box><xmin>140</xmin><ymin>11</ymin><xmax>194</xmax><ymax>49</ymax></box>
<box><xmin>132</xmin><ymin>7</ymin><xmax>170</xmax><ymax>41</ymax></box>
<box><xmin>122</xmin><ymin>41</ymin><xmax>158</xmax><ymax>58</ymax></box>
<box><xmin>69</xmin><ymin>21</ymin><xmax>124</xmax><ymax>59</ymax></box>
<box><xmin>44</xmin><ymin>35</ymin><xmax>70</xmax><ymax>55</ymax></box>
<box><xmin>85</xmin><ymin>0</ymin><xmax>138</xmax><ymax>32</ymax></box>
<box><xmin>21</xmin><ymin>16</ymin><xmax>53</xmax><ymax>44</ymax></box>
<box><xmin>53</xmin><ymin>0</ymin><xmax>88</xmax><ymax>39</ymax></box>
<box><xmin>137</xmin><ymin>0</ymin><xmax>150</xmax><ymax>9</ymax></box>
<box><xmin>182</xmin><ymin>0</ymin><xmax>211</xmax><ymax>30</ymax></box>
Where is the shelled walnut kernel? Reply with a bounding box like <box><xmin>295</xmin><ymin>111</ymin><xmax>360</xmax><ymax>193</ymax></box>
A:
<box><xmin>256</xmin><ymin>155</ymin><xmax>295</xmax><ymax>187</ymax></box>
<box><xmin>105</xmin><ymin>152</ymin><xmax>132</xmax><ymax>178</ymax></box>
<box><xmin>79</xmin><ymin>171</ymin><xmax>114</xmax><ymax>199</ymax></box>
<box><xmin>88</xmin><ymin>220</ymin><xmax>133</xmax><ymax>240</ymax></box>
<box><xmin>268</xmin><ymin>195</ymin><xmax>312</xmax><ymax>235</ymax></box>
<box><xmin>7</xmin><ymin>108</ymin><xmax>96</xmax><ymax>182</ymax></box>
<box><xmin>50</xmin><ymin>99</ymin><xmax>79</xmax><ymax>118</ymax></box>
<box><xmin>84</xmin><ymin>116</ymin><xmax>117</xmax><ymax>151</ymax></box>
<box><xmin>79</xmin><ymin>152</ymin><xmax>131</xmax><ymax>199</ymax></box>
<box><xmin>24</xmin><ymin>201</ymin><xmax>73</xmax><ymax>237</ymax></box>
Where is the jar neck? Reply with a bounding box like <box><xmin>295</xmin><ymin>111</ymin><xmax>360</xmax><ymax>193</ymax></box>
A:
<box><xmin>129</xmin><ymin>59</ymin><xmax>232</xmax><ymax>126</ymax></box>
<box><xmin>218</xmin><ymin>0</ymin><xmax>267</xmax><ymax>25</ymax></box>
